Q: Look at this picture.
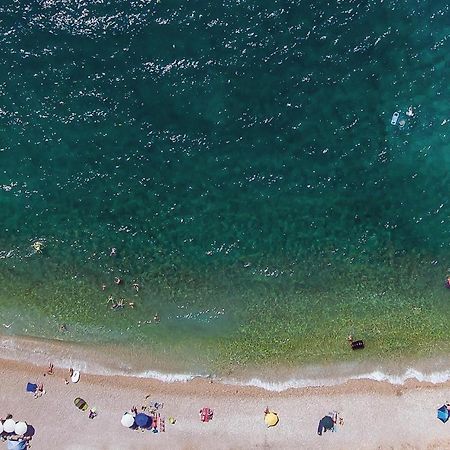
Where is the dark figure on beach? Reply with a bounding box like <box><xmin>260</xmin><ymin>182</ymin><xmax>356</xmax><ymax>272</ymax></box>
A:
<box><xmin>348</xmin><ymin>335</ymin><xmax>365</xmax><ymax>350</ymax></box>
<box><xmin>317</xmin><ymin>415</ymin><xmax>335</xmax><ymax>435</ymax></box>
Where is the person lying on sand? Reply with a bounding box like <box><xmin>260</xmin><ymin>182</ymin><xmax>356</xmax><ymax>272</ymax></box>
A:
<box><xmin>34</xmin><ymin>382</ymin><xmax>45</xmax><ymax>399</ymax></box>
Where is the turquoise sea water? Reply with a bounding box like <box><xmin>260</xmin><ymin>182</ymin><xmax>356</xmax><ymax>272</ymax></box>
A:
<box><xmin>0</xmin><ymin>0</ymin><xmax>450</xmax><ymax>375</ymax></box>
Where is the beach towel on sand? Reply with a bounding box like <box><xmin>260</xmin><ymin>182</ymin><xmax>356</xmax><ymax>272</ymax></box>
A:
<box><xmin>26</xmin><ymin>383</ymin><xmax>38</xmax><ymax>393</ymax></box>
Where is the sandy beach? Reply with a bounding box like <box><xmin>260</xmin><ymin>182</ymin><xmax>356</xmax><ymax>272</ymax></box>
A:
<box><xmin>1</xmin><ymin>358</ymin><xmax>450</xmax><ymax>449</ymax></box>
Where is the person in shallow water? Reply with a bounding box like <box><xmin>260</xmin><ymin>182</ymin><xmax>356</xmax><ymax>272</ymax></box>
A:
<box><xmin>445</xmin><ymin>276</ymin><xmax>450</xmax><ymax>289</ymax></box>
<box><xmin>406</xmin><ymin>106</ymin><xmax>415</xmax><ymax>117</ymax></box>
<box><xmin>33</xmin><ymin>241</ymin><xmax>44</xmax><ymax>252</ymax></box>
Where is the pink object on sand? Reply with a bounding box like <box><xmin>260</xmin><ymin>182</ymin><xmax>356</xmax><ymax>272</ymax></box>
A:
<box><xmin>200</xmin><ymin>407</ymin><xmax>213</xmax><ymax>422</ymax></box>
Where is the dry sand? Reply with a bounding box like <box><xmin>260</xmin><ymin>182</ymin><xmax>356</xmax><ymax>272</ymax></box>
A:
<box><xmin>2</xmin><ymin>359</ymin><xmax>450</xmax><ymax>449</ymax></box>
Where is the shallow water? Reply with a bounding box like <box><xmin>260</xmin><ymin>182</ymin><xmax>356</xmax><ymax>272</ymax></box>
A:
<box><xmin>0</xmin><ymin>0</ymin><xmax>449</xmax><ymax>375</ymax></box>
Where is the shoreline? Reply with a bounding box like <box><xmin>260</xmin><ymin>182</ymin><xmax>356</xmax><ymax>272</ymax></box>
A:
<box><xmin>3</xmin><ymin>333</ymin><xmax>450</xmax><ymax>391</ymax></box>
<box><xmin>2</xmin><ymin>356</ymin><xmax>450</xmax><ymax>449</ymax></box>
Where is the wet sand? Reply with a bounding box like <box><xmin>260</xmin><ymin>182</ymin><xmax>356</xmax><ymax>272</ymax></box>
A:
<box><xmin>1</xmin><ymin>358</ymin><xmax>450</xmax><ymax>449</ymax></box>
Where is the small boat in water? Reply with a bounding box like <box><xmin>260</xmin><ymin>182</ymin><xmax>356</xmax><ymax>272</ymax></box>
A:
<box><xmin>391</xmin><ymin>111</ymin><xmax>399</xmax><ymax>125</ymax></box>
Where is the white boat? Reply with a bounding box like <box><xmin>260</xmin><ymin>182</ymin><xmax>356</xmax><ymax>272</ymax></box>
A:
<box><xmin>391</xmin><ymin>111</ymin><xmax>399</xmax><ymax>125</ymax></box>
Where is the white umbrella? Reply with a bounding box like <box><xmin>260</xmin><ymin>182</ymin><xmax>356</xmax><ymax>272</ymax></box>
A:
<box><xmin>121</xmin><ymin>413</ymin><xmax>134</xmax><ymax>428</ymax></box>
<box><xmin>3</xmin><ymin>418</ymin><xmax>16</xmax><ymax>433</ymax></box>
<box><xmin>14</xmin><ymin>421</ymin><xmax>27</xmax><ymax>435</ymax></box>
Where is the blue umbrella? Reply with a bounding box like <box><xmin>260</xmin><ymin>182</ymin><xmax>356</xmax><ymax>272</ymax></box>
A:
<box><xmin>7</xmin><ymin>440</ymin><xmax>27</xmax><ymax>450</ymax></box>
<box><xmin>135</xmin><ymin>413</ymin><xmax>152</xmax><ymax>428</ymax></box>
<box><xmin>437</xmin><ymin>405</ymin><xmax>449</xmax><ymax>423</ymax></box>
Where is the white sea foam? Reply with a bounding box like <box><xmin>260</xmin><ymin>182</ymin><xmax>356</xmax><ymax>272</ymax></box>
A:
<box><xmin>352</xmin><ymin>368</ymin><xmax>450</xmax><ymax>385</ymax></box>
<box><xmin>221</xmin><ymin>368</ymin><xmax>450</xmax><ymax>392</ymax></box>
<box><xmin>3</xmin><ymin>336</ymin><xmax>450</xmax><ymax>391</ymax></box>
<box><xmin>133</xmin><ymin>370</ymin><xmax>197</xmax><ymax>383</ymax></box>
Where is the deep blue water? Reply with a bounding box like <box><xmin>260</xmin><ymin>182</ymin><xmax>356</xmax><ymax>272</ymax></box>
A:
<box><xmin>0</xmin><ymin>0</ymin><xmax>449</xmax><ymax>371</ymax></box>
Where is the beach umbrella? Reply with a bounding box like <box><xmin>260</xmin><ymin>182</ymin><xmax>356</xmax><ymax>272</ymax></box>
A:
<box><xmin>321</xmin><ymin>415</ymin><xmax>335</xmax><ymax>430</ymax></box>
<box><xmin>264</xmin><ymin>411</ymin><xmax>279</xmax><ymax>427</ymax></box>
<box><xmin>437</xmin><ymin>405</ymin><xmax>449</xmax><ymax>423</ymax></box>
<box><xmin>7</xmin><ymin>441</ymin><xmax>27</xmax><ymax>450</ymax></box>
<box><xmin>3</xmin><ymin>418</ymin><xmax>16</xmax><ymax>433</ymax></box>
<box><xmin>135</xmin><ymin>413</ymin><xmax>151</xmax><ymax>428</ymax></box>
<box><xmin>121</xmin><ymin>413</ymin><xmax>135</xmax><ymax>428</ymax></box>
<box><xmin>74</xmin><ymin>397</ymin><xmax>88</xmax><ymax>411</ymax></box>
<box><xmin>14</xmin><ymin>421</ymin><xmax>27</xmax><ymax>436</ymax></box>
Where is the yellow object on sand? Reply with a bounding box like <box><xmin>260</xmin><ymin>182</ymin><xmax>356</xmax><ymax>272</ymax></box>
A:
<box><xmin>264</xmin><ymin>411</ymin><xmax>279</xmax><ymax>427</ymax></box>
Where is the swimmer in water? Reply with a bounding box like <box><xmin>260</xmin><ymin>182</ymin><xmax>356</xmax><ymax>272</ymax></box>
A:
<box><xmin>153</xmin><ymin>313</ymin><xmax>160</xmax><ymax>324</ymax></box>
<box><xmin>33</xmin><ymin>241</ymin><xmax>44</xmax><ymax>253</ymax></box>
<box><xmin>406</xmin><ymin>106</ymin><xmax>415</xmax><ymax>118</ymax></box>
<box><xmin>114</xmin><ymin>277</ymin><xmax>123</xmax><ymax>285</ymax></box>
<box><xmin>445</xmin><ymin>276</ymin><xmax>450</xmax><ymax>289</ymax></box>
<box><xmin>132</xmin><ymin>282</ymin><xmax>139</xmax><ymax>292</ymax></box>
<box><xmin>110</xmin><ymin>247</ymin><xmax>117</xmax><ymax>256</ymax></box>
